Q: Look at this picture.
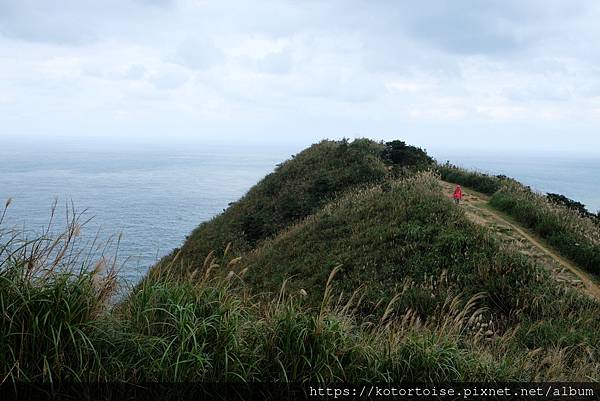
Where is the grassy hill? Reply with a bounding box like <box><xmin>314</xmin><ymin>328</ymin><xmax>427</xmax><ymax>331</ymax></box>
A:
<box><xmin>2</xmin><ymin>138</ymin><xmax>600</xmax><ymax>384</ymax></box>
<box><xmin>158</xmin><ymin>138</ymin><xmax>432</xmax><ymax>275</ymax></box>
<box><xmin>241</xmin><ymin>173</ymin><xmax>540</xmax><ymax>317</ymax></box>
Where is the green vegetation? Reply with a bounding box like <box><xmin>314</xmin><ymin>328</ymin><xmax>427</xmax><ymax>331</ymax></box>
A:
<box><xmin>439</xmin><ymin>162</ymin><xmax>600</xmax><ymax>276</ymax></box>
<box><xmin>381</xmin><ymin>140</ymin><xmax>434</xmax><ymax>178</ymax></box>
<box><xmin>160</xmin><ymin>139</ymin><xmax>433</xmax><ymax>275</ymax></box>
<box><xmin>547</xmin><ymin>193</ymin><xmax>600</xmax><ymax>224</ymax></box>
<box><xmin>2</xmin><ymin>138</ymin><xmax>600</xmax><ymax>384</ymax></box>
<box><xmin>547</xmin><ymin>193</ymin><xmax>591</xmax><ymax>217</ymax></box>
<box><xmin>164</xmin><ymin>139</ymin><xmax>387</xmax><ymax>274</ymax></box>
<box><xmin>381</xmin><ymin>140</ymin><xmax>432</xmax><ymax>167</ymax></box>
<box><xmin>241</xmin><ymin>172</ymin><xmax>543</xmax><ymax>319</ymax></box>
<box><xmin>438</xmin><ymin>163</ymin><xmax>507</xmax><ymax>195</ymax></box>
<box><xmin>2</xmin><ymin>211</ymin><xmax>600</xmax><ymax>382</ymax></box>
<box><xmin>490</xmin><ymin>182</ymin><xmax>600</xmax><ymax>276</ymax></box>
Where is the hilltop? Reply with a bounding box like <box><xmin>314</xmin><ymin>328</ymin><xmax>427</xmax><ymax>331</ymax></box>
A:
<box><xmin>155</xmin><ymin>138</ymin><xmax>432</xmax><ymax>275</ymax></box>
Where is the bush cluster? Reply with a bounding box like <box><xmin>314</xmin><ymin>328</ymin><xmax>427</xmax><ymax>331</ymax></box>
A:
<box><xmin>547</xmin><ymin>193</ymin><xmax>599</xmax><ymax>222</ymax></box>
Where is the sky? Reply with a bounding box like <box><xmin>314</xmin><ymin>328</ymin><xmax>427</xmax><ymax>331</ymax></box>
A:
<box><xmin>1</xmin><ymin>0</ymin><xmax>600</xmax><ymax>153</ymax></box>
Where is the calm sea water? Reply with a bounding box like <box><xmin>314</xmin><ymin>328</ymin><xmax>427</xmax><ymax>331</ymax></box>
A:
<box><xmin>1</xmin><ymin>141</ymin><xmax>598</xmax><ymax>283</ymax></box>
<box><xmin>0</xmin><ymin>141</ymin><xmax>296</xmax><ymax>283</ymax></box>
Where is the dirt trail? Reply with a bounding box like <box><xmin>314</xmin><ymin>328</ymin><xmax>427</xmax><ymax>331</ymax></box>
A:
<box><xmin>441</xmin><ymin>180</ymin><xmax>600</xmax><ymax>301</ymax></box>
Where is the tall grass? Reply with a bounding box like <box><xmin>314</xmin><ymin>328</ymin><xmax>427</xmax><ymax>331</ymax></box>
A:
<box><xmin>0</xmin><ymin>202</ymin><xmax>117</xmax><ymax>381</ymax></box>
<box><xmin>239</xmin><ymin>172</ymin><xmax>551</xmax><ymax>322</ymax></box>
<box><xmin>107</xmin><ymin>270</ymin><xmax>499</xmax><ymax>382</ymax></box>
<box><xmin>0</xmin><ymin>203</ymin><xmax>488</xmax><ymax>382</ymax></box>
<box><xmin>438</xmin><ymin>163</ymin><xmax>507</xmax><ymax>195</ymax></box>
<box><xmin>490</xmin><ymin>182</ymin><xmax>600</xmax><ymax>276</ymax></box>
<box><xmin>439</xmin><ymin>163</ymin><xmax>600</xmax><ymax>276</ymax></box>
<box><xmin>2</xmin><ymin>170</ymin><xmax>600</xmax><ymax>383</ymax></box>
<box><xmin>3</xmin><ymin>254</ymin><xmax>599</xmax><ymax>383</ymax></box>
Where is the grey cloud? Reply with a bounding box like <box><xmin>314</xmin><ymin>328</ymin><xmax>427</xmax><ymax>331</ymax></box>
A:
<box><xmin>150</xmin><ymin>70</ymin><xmax>188</xmax><ymax>90</ymax></box>
<box><xmin>172</xmin><ymin>37</ymin><xmax>223</xmax><ymax>70</ymax></box>
<box><xmin>124</xmin><ymin>64</ymin><xmax>147</xmax><ymax>80</ymax></box>
<box><xmin>257</xmin><ymin>50</ymin><xmax>293</xmax><ymax>74</ymax></box>
<box><xmin>0</xmin><ymin>1</ymin><xmax>97</xmax><ymax>44</ymax></box>
<box><xmin>83</xmin><ymin>64</ymin><xmax>147</xmax><ymax>81</ymax></box>
<box><xmin>291</xmin><ymin>70</ymin><xmax>384</xmax><ymax>103</ymax></box>
<box><xmin>0</xmin><ymin>0</ymin><xmax>173</xmax><ymax>44</ymax></box>
<box><xmin>408</xmin><ymin>19</ymin><xmax>522</xmax><ymax>55</ymax></box>
<box><xmin>2</xmin><ymin>0</ymin><xmax>600</xmax><ymax>152</ymax></box>
<box><xmin>337</xmin><ymin>0</ymin><xmax>591</xmax><ymax>57</ymax></box>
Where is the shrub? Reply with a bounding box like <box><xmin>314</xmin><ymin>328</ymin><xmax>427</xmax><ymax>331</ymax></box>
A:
<box><xmin>381</xmin><ymin>140</ymin><xmax>433</xmax><ymax>167</ymax></box>
<box><xmin>546</xmin><ymin>193</ymin><xmax>595</xmax><ymax>219</ymax></box>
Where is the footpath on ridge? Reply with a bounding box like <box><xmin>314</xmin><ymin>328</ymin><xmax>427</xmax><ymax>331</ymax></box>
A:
<box><xmin>440</xmin><ymin>180</ymin><xmax>600</xmax><ymax>301</ymax></box>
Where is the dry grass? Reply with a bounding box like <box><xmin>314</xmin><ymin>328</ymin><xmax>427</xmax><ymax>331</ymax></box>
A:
<box><xmin>491</xmin><ymin>181</ymin><xmax>600</xmax><ymax>275</ymax></box>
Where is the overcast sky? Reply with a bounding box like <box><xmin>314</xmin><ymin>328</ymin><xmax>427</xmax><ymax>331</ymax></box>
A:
<box><xmin>2</xmin><ymin>0</ymin><xmax>600</xmax><ymax>152</ymax></box>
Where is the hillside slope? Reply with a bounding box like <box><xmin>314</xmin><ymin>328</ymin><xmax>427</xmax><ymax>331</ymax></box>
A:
<box><xmin>439</xmin><ymin>164</ymin><xmax>600</xmax><ymax>277</ymax></box>
<box><xmin>439</xmin><ymin>180</ymin><xmax>600</xmax><ymax>300</ymax></box>
<box><xmin>240</xmin><ymin>173</ymin><xmax>541</xmax><ymax>317</ymax></box>
<box><xmin>158</xmin><ymin>139</ymin><xmax>599</xmax><ymax>336</ymax></box>
<box><xmin>156</xmin><ymin>139</ymin><xmax>432</xmax><ymax>275</ymax></box>
<box><xmin>207</xmin><ymin>170</ymin><xmax>599</xmax><ymax>380</ymax></box>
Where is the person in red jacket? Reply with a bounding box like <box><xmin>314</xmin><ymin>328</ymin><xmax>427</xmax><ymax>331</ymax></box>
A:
<box><xmin>453</xmin><ymin>185</ymin><xmax>463</xmax><ymax>204</ymax></box>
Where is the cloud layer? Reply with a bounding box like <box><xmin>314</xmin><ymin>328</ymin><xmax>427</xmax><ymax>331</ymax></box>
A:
<box><xmin>1</xmin><ymin>0</ymin><xmax>600</xmax><ymax>151</ymax></box>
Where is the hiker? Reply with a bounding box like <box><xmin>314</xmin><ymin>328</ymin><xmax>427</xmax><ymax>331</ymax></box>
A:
<box><xmin>453</xmin><ymin>185</ymin><xmax>463</xmax><ymax>204</ymax></box>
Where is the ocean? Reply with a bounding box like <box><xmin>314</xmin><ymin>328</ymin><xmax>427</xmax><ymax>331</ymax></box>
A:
<box><xmin>1</xmin><ymin>141</ymin><xmax>598</xmax><ymax>283</ymax></box>
<box><xmin>0</xmin><ymin>141</ymin><xmax>296</xmax><ymax>283</ymax></box>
